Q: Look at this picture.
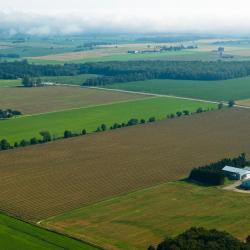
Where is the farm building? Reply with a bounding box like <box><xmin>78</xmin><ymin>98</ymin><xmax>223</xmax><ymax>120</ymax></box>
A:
<box><xmin>128</xmin><ymin>50</ymin><xmax>139</xmax><ymax>54</ymax></box>
<box><xmin>222</xmin><ymin>166</ymin><xmax>250</xmax><ymax>180</ymax></box>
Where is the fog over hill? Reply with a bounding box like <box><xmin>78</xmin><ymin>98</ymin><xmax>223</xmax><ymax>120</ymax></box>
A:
<box><xmin>1</xmin><ymin>0</ymin><xmax>250</xmax><ymax>36</ymax></box>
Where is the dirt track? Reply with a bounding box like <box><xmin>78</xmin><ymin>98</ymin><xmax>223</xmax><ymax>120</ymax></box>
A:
<box><xmin>1</xmin><ymin>108</ymin><xmax>250</xmax><ymax>220</ymax></box>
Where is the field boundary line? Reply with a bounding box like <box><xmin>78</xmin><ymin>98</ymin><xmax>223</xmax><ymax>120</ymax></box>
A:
<box><xmin>85</xmin><ymin>86</ymin><xmax>250</xmax><ymax>110</ymax></box>
<box><xmin>45</xmin><ymin>82</ymin><xmax>250</xmax><ymax>110</ymax></box>
<box><xmin>12</xmin><ymin>96</ymin><xmax>156</xmax><ymax>119</ymax></box>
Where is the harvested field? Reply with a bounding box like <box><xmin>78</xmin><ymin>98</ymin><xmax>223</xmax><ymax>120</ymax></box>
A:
<box><xmin>236</xmin><ymin>98</ymin><xmax>250</xmax><ymax>106</ymax></box>
<box><xmin>1</xmin><ymin>108</ymin><xmax>250</xmax><ymax>220</ymax></box>
<box><xmin>0</xmin><ymin>86</ymin><xmax>147</xmax><ymax>114</ymax></box>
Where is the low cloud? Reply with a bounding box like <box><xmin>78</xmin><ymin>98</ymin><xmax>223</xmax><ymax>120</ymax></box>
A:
<box><xmin>1</xmin><ymin>10</ymin><xmax>250</xmax><ymax>37</ymax></box>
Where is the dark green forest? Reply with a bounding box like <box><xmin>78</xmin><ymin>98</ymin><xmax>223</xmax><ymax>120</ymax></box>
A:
<box><xmin>2</xmin><ymin>60</ymin><xmax>250</xmax><ymax>83</ymax></box>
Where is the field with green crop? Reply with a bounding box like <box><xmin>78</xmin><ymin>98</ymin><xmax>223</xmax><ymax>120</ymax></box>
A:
<box><xmin>0</xmin><ymin>97</ymin><xmax>216</xmax><ymax>143</ymax></box>
<box><xmin>0</xmin><ymin>213</ymin><xmax>99</xmax><ymax>250</ymax></box>
<box><xmin>0</xmin><ymin>79</ymin><xmax>21</xmax><ymax>87</ymax></box>
<box><xmin>105</xmin><ymin>76</ymin><xmax>250</xmax><ymax>101</ymax></box>
<box><xmin>43</xmin><ymin>181</ymin><xmax>250</xmax><ymax>250</ymax></box>
<box><xmin>40</xmin><ymin>74</ymin><xmax>99</xmax><ymax>85</ymax></box>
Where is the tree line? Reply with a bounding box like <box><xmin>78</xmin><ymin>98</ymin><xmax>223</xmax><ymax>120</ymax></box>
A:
<box><xmin>0</xmin><ymin>53</ymin><xmax>20</xmax><ymax>58</ymax></box>
<box><xmin>2</xmin><ymin>60</ymin><xmax>250</xmax><ymax>83</ymax></box>
<box><xmin>0</xmin><ymin>103</ymin><xmax>231</xmax><ymax>152</ymax></box>
<box><xmin>82</xmin><ymin>60</ymin><xmax>250</xmax><ymax>86</ymax></box>
<box><xmin>0</xmin><ymin>109</ymin><xmax>22</xmax><ymax>119</ymax></box>
<box><xmin>148</xmin><ymin>227</ymin><xmax>250</xmax><ymax>250</ymax></box>
<box><xmin>189</xmin><ymin>153</ymin><xmax>248</xmax><ymax>185</ymax></box>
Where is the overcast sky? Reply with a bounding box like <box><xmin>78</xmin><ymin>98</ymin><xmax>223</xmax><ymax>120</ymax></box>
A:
<box><xmin>1</xmin><ymin>0</ymin><xmax>250</xmax><ymax>35</ymax></box>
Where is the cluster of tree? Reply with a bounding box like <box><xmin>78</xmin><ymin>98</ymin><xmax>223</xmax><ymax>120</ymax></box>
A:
<box><xmin>98</xmin><ymin>117</ymin><xmax>156</xmax><ymax>132</ymax></box>
<box><xmin>0</xmin><ymin>60</ymin><xmax>82</xmax><ymax>79</ymax></box>
<box><xmin>63</xmin><ymin>129</ymin><xmax>87</xmax><ymax>138</ymax></box>
<box><xmin>0</xmin><ymin>53</ymin><xmax>20</xmax><ymax>58</ymax></box>
<box><xmin>22</xmin><ymin>76</ymin><xmax>43</xmax><ymax>87</ymax></box>
<box><xmin>82</xmin><ymin>61</ymin><xmax>250</xmax><ymax>86</ymax></box>
<box><xmin>2</xmin><ymin>60</ymin><xmax>250</xmax><ymax>83</ymax></box>
<box><xmin>0</xmin><ymin>109</ymin><xmax>22</xmax><ymax>119</ymax></box>
<box><xmin>148</xmin><ymin>227</ymin><xmax>250</xmax><ymax>250</ymax></box>
<box><xmin>159</xmin><ymin>45</ymin><xmax>197</xmax><ymax>52</ymax></box>
<box><xmin>189</xmin><ymin>153</ymin><xmax>248</xmax><ymax>185</ymax></box>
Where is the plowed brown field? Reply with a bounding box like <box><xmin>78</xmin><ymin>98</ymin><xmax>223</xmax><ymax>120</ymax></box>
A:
<box><xmin>1</xmin><ymin>108</ymin><xmax>250</xmax><ymax>221</ymax></box>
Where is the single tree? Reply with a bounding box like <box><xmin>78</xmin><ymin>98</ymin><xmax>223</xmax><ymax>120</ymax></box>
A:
<box><xmin>30</xmin><ymin>137</ymin><xmax>38</xmax><ymax>145</ymax></box>
<box><xmin>101</xmin><ymin>124</ymin><xmax>107</xmax><ymax>131</ymax></box>
<box><xmin>228</xmin><ymin>100</ymin><xmax>235</xmax><ymax>108</ymax></box>
<box><xmin>218</xmin><ymin>102</ymin><xmax>224</xmax><ymax>109</ymax></box>
<box><xmin>176</xmin><ymin>111</ymin><xmax>182</xmax><ymax>117</ymax></box>
<box><xmin>64</xmin><ymin>130</ymin><xmax>73</xmax><ymax>138</ymax></box>
<box><xmin>148</xmin><ymin>117</ymin><xmax>156</xmax><ymax>123</ymax></box>
<box><xmin>40</xmin><ymin>131</ymin><xmax>52</xmax><ymax>142</ymax></box>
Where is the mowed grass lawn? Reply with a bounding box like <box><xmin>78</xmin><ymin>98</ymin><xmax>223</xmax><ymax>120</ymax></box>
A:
<box><xmin>0</xmin><ymin>213</ymin><xmax>99</xmax><ymax>250</ymax></box>
<box><xmin>0</xmin><ymin>79</ymin><xmax>21</xmax><ymax>87</ymax></box>
<box><xmin>0</xmin><ymin>86</ymin><xmax>146</xmax><ymax>114</ymax></box>
<box><xmin>0</xmin><ymin>97</ymin><xmax>216</xmax><ymax>143</ymax></box>
<box><xmin>105</xmin><ymin>76</ymin><xmax>250</xmax><ymax>101</ymax></box>
<box><xmin>43</xmin><ymin>181</ymin><xmax>250</xmax><ymax>250</ymax></box>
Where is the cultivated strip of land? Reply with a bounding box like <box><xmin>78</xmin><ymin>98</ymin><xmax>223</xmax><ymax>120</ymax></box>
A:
<box><xmin>0</xmin><ymin>96</ymin><xmax>215</xmax><ymax>143</ymax></box>
<box><xmin>0</xmin><ymin>86</ymin><xmax>148</xmax><ymax>114</ymax></box>
<box><xmin>1</xmin><ymin>108</ymin><xmax>250</xmax><ymax>220</ymax></box>
<box><xmin>102</xmin><ymin>76</ymin><xmax>250</xmax><ymax>102</ymax></box>
<box><xmin>0</xmin><ymin>213</ymin><xmax>100</xmax><ymax>250</ymax></box>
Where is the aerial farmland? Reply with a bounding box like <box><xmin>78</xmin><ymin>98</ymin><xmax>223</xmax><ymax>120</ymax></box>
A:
<box><xmin>1</xmin><ymin>13</ymin><xmax>250</xmax><ymax>250</ymax></box>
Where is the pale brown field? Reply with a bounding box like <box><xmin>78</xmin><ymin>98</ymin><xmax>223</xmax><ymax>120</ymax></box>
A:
<box><xmin>236</xmin><ymin>99</ymin><xmax>250</xmax><ymax>106</ymax></box>
<box><xmin>27</xmin><ymin>43</ymin><xmax>180</xmax><ymax>61</ymax></box>
<box><xmin>0</xmin><ymin>86</ymin><xmax>147</xmax><ymax>114</ymax></box>
<box><xmin>1</xmin><ymin>108</ymin><xmax>250</xmax><ymax>221</ymax></box>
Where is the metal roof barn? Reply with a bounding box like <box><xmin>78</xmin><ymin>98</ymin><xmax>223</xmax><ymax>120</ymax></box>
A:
<box><xmin>222</xmin><ymin>166</ymin><xmax>250</xmax><ymax>180</ymax></box>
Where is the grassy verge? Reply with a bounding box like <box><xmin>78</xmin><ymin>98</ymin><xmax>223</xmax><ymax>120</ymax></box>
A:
<box><xmin>0</xmin><ymin>213</ymin><xmax>99</xmax><ymax>250</ymax></box>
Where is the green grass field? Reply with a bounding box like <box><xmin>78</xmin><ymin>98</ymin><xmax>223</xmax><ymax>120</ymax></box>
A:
<box><xmin>104</xmin><ymin>77</ymin><xmax>250</xmax><ymax>101</ymax></box>
<box><xmin>43</xmin><ymin>181</ymin><xmax>250</xmax><ymax>250</ymax></box>
<box><xmin>40</xmin><ymin>74</ymin><xmax>99</xmax><ymax>85</ymax></box>
<box><xmin>0</xmin><ymin>79</ymin><xmax>21</xmax><ymax>87</ymax></box>
<box><xmin>0</xmin><ymin>97</ymin><xmax>216</xmax><ymax>143</ymax></box>
<box><xmin>0</xmin><ymin>213</ymin><xmax>99</xmax><ymax>250</ymax></box>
